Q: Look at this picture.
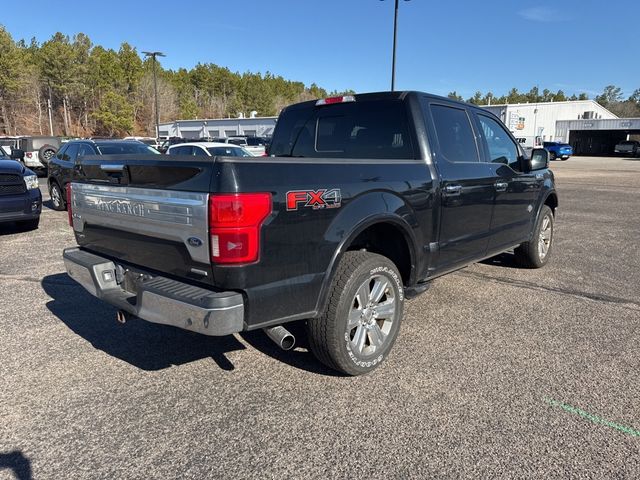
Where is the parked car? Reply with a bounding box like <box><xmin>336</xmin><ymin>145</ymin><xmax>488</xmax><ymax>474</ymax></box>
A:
<box><xmin>16</xmin><ymin>136</ymin><xmax>61</xmax><ymax>172</ymax></box>
<box><xmin>167</xmin><ymin>142</ymin><xmax>253</xmax><ymax>157</ymax></box>
<box><xmin>219</xmin><ymin>136</ymin><xmax>268</xmax><ymax>156</ymax></box>
<box><xmin>614</xmin><ymin>140</ymin><xmax>640</xmax><ymax>157</ymax></box>
<box><xmin>0</xmin><ymin>147</ymin><xmax>42</xmax><ymax>230</ymax></box>
<box><xmin>124</xmin><ymin>136</ymin><xmax>161</xmax><ymax>150</ymax></box>
<box><xmin>62</xmin><ymin>91</ymin><xmax>557</xmax><ymax>375</ymax></box>
<box><xmin>0</xmin><ymin>136</ymin><xmax>19</xmax><ymax>157</ymax></box>
<box><xmin>47</xmin><ymin>139</ymin><xmax>159</xmax><ymax>211</ymax></box>
<box><xmin>158</xmin><ymin>137</ymin><xmax>187</xmax><ymax>154</ymax></box>
<box><xmin>543</xmin><ymin>141</ymin><xmax>573</xmax><ymax>161</ymax></box>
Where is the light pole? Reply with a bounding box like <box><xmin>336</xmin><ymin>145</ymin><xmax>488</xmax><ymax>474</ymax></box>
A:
<box><xmin>143</xmin><ymin>51</ymin><xmax>166</xmax><ymax>139</ymax></box>
<box><xmin>381</xmin><ymin>0</ymin><xmax>410</xmax><ymax>91</ymax></box>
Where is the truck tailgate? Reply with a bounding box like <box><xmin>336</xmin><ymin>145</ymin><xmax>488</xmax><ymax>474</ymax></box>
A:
<box><xmin>70</xmin><ymin>155</ymin><xmax>216</xmax><ymax>285</ymax></box>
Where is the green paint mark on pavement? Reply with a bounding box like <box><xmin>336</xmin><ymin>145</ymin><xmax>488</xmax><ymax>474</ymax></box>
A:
<box><xmin>545</xmin><ymin>397</ymin><xmax>640</xmax><ymax>437</ymax></box>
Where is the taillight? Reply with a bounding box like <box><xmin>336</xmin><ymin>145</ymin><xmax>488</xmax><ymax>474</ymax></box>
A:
<box><xmin>66</xmin><ymin>184</ymin><xmax>73</xmax><ymax>226</ymax></box>
<box><xmin>208</xmin><ymin>193</ymin><xmax>272</xmax><ymax>264</ymax></box>
<box><xmin>26</xmin><ymin>152</ymin><xmax>33</xmax><ymax>158</ymax></box>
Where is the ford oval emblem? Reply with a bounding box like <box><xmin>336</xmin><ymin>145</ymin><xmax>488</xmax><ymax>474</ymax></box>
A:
<box><xmin>187</xmin><ymin>237</ymin><xmax>203</xmax><ymax>247</ymax></box>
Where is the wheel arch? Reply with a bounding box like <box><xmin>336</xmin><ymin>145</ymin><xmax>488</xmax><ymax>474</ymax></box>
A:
<box><xmin>544</xmin><ymin>191</ymin><xmax>558</xmax><ymax>215</ymax></box>
<box><xmin>314</xmin><ymin>191</ymin><xmax>421</xmax><ymax>316</ymax></box>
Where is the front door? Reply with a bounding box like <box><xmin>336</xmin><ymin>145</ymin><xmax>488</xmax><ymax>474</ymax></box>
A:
<box><xmin>425</xmin><ymin>102</ymin><xmax>496</xmax><ymax>271</ymax></box>
<box><xmin>474</xmin><ymin>113</ymin><xmax>541</xmax><ymax>251</ymax></box>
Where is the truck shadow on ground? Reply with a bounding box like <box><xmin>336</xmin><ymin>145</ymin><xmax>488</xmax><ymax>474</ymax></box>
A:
<box><xmin>41</xmin><ymin>199</ymin><xmax>56</xmax><ymax>211</ymax></box>
<box><xmin>0</xmin><ymin>224</ymin><xmax>36</xmax><ymax>236</ymax></box>
<box><xmin>41</xmin><ymin>273</ymin><xmax>341</xmax><ymax>375</ymax></box>
<box><xmin>480</xmin><ymin>252</ymin><xmax>520</xmax><ymax>269</ymax></box>
<box><xmin>41</xmin><ymin>273</ymin><xmax>246</xmax><ymax>372</ymax></box>
<box><xmin>239</xmin><ymin>322</ymin><xmax>344</xmax><ymax>377</ymax></box>
<box><xmin>0</xmin><ymin>450</ymin><xmax>32</xmax><ymax>480</ymax></box>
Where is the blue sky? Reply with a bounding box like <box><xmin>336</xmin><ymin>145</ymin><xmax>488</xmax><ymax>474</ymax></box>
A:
<box><xmin>2</xmin><ymin>0</ymin><xmax>639</xmax><ymax>99</ymax></box>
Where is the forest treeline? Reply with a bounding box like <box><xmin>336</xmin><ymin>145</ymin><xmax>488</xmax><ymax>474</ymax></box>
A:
<box><xmin>448</xmin><ymin>84</ymin><xmax>640</xmax><ymax>117</ymax></box>
<box><xmin>0</xmin><ymin>27</ymin><xmax>336</xmax><ymax>137</ymax></box>
<box><xmin>1</xmin><ymin>26</ymin><xmax>639</xmax><ymax>137</ymax></box>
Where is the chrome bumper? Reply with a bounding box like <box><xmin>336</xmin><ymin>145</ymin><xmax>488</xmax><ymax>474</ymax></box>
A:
<box><xmin>63</xmin><ymin>248</ymin><xmax>244</xmax><ymax>336</ymax></box>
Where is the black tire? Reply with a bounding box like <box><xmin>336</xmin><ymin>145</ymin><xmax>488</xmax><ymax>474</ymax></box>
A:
<box><xmin>49</xmin><ymin>181</ymin><xmax>66</xmax><ymax>211</ymax></box>
<box><xmin>17</xmin><ymin>218</ymin><xmax>39</xmax><ymax>231</ymax></box>
<box><xmin>306</xmin><ymin>251</ymin><xmax>405</xmax><ymax>375</ymax></box>
<box><xmin>514</xmin><ymin>205</ymin><xmax>554</xmax><ymax>268</ymax></box>
<box><xmin>38</xmin><ymin>145</ymin><xmax>57</xmax><ymax>165</ymax></box>
<box><xmin>549</xmin><ymin>151</ymin><xmax>557</xmax><ymax>161</ymax></box>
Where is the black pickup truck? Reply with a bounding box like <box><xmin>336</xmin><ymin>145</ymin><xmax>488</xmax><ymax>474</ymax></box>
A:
<box><xmin>63</xmin><ymin>91</ymin><xmax>557</xmax><ymax>375</ymax></box>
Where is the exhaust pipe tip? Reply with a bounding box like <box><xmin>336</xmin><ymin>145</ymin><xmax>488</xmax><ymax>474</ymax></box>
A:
<box><xmin>116</xmin><ymin>310</ymin><xmax>128</xmax><ymax>324</ymax></box>
<box><xmin>264</xmin><ymin>325</ymin><xmax>295</xmax><ymax>351</ymax></box>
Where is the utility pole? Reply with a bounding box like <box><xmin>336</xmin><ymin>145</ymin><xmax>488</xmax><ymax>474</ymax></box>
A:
<box><xmin>143</xmin><ymin>51</ymin><xmax>166</xmax><ymax>139</ymax></box>
<box><xmin>382</xmin><ymin>0</ymin><xmax>410</xmax><ymax>91</ymax></box>
<box><xmin>47</xmin><ymin>83</ymin><xmax>54</xmax><ymax>136</ymax></box>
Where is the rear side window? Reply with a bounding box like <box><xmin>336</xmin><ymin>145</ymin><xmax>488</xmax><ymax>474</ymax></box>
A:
<box><xmin>270</xmin><ymin>100</ymin><xmax>414</xmax><ymax>159</ymax></box>
<box><xmin>246</xmin><ymin>137</ymin><xmax>265</xmax><ymax>146</ymax></box>
<box><xmin>429</xmin><ymin>104</ymin><xmax>479</xmax><ymax>163</ymax></box>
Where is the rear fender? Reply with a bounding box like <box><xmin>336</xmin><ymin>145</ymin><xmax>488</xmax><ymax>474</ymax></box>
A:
<box><xmin>314</xmin><ymin>191</ymin><xmax>420</xmax><ymax>315</ymax></box>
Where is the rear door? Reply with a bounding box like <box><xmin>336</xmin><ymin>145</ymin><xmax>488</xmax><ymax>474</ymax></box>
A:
<box><xmin>473</xmin><ymin>112</ymin><xmax>541</xmax><ymax>251</ymax></box>
<box><xmin>424</xmin><ymin>101</ymin><xmax>495</xmax><ymax>270</ymax></box>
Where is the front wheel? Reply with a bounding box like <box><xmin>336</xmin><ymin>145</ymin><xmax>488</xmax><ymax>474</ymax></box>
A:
<box><xmin>49</xmin><ymin>182</ymin><xmax>66</xmax><ymax>211</ymax></box>
<box><xmin>514</xmin><ymin>205</ymin><xmax>554</xmax><ymax>268</ymax></box>
<box><xmin>306</xmin><ymin>251</ymin><xmax>405</xmax><ymax>375</ymax></box>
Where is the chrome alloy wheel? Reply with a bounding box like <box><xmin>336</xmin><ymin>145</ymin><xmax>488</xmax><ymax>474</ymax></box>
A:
<box><xmin>346</xmin><ymin>275</ymin><xmax>396</xmax><ymax>356</ymax></box>
<box><xmin>538</xmin><ymin>214</ymin><xmax>552</xmax><ymax>260</ymax></box>
<box><xmin>51</xmin><ymin>185</ymin><xmax>61</xmax><ymax>208</ymax></box>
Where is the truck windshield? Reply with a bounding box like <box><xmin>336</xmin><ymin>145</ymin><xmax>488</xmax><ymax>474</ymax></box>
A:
<box><xmin>270</xmin><ymin>100</ymin><xmax>414</xmax><ymax>159</ymax></box>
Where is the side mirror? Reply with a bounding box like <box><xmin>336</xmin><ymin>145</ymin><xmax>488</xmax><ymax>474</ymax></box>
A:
<box><xmin>529</xmin><ymin>148</ymin><xmax>549</xmax><ymax>171</ymax></box>
<box><xmin>10</xmin><ymin>148</ymin><xmax>25</xmax><ymax>161</ymax></box>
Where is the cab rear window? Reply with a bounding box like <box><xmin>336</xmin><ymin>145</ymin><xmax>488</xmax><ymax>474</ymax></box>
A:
<box><xmin>270</xmin><ymin>100</ymin><xmax>414</xmax><ymax>159</ymax></box>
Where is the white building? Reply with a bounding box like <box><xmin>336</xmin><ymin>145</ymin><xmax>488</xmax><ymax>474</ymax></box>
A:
<box><xmin>159</xmin><ymin>116</ymin><xmax>277</xmax><ymax>140</ymax></box>
<box><xmin>481</xmin><ymin>100</ymin><xmax>617</xmax><ymax>148</ymax></box>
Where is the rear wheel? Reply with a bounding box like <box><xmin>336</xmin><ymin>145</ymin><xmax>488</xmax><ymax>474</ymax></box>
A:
<box><xmin>306</xmin><ymin>251</ymin><xmax>404</xmax><ymax>375</ymax></box>
<box><xmin>549</xmin><ymin>151</ymin><xmax>557</xmax><ymax>161</ymax></box>
<box><xmin>49</xmin><ymin>182</ymin><xmax>66</xmax><ymax>211</ymax></box>
<box><xmin>514</xmin><ymin>205</ymin><xmax>554</xmax><ymax>268</ymax></box>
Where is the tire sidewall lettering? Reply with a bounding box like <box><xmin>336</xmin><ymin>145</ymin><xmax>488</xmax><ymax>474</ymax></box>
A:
<box><xmin>342</xmin><ymin>262</ymin><xmax>403</xmax><ymax>367</ymax></box>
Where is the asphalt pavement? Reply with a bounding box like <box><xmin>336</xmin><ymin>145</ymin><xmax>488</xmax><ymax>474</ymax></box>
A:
<box><xmin>1</xmin><ymin>156</ymin><xmax>639</xmax><ymax>479</ymax></box>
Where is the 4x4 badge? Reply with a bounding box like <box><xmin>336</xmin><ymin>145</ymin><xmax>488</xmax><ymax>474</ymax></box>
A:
<box><xmin>286</xmin><ymin>189</ymin><xmax>342</xmax><ymax>211</ymax></box>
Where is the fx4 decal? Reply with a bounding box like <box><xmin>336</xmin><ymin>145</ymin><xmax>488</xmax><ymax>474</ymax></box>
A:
<box><xmin>286</xmin><ymin>189</ymin><xmax>342</xmax><ymax>211</ymax></box>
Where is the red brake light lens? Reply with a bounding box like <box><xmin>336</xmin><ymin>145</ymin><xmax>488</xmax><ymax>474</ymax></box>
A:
<box><xmin>315</xmin><ymin>95</ymin><xmax>356</xmax><ymax>106</ymax></box>
<box><xmin>208</xmin><ymin>193</ymin><xmax>272</xmax><ymax>264</ymax></box>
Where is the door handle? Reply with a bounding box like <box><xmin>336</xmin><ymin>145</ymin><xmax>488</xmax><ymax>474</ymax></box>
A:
<box><xmin>494</xmin><ymin>181</ymin><xmax>508</xmax><ymax>192</ymax></box>
<box><xmin>443</xmin><ymin>184</ymin><xmax>462</xmax><ymax>196</ymax></box>
<box><xmin>100</xmin><ymin>164</ymin><xmax>125</xmax><ymax>172</ymax></box>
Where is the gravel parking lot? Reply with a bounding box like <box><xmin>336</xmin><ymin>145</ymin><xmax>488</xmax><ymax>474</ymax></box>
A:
<box><xmin>1</xmin><ymin>156</ymin><xmax>639</xmax><ymax>479</ymax></box>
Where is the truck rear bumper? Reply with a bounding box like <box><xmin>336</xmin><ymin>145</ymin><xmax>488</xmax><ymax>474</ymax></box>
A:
<box><xmin>63</xmin><ymin>247</ymin><xmax>244</xmax><ymax>336</ymax></box>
